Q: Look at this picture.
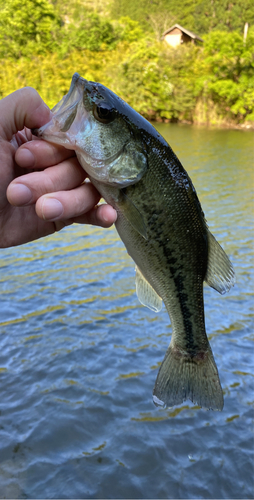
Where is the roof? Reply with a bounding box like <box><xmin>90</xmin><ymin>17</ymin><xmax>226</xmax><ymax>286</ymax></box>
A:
<box><xmin>162</xmin><ymin>23</ymin><xmax>203</xmax><ymax>42</ymax></box>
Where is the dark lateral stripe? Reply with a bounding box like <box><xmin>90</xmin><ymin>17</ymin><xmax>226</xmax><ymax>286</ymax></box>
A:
<box><xmin>172</xmin><ymin>273</ymin><xmax>197</xmax><ymax>353</ymax></box>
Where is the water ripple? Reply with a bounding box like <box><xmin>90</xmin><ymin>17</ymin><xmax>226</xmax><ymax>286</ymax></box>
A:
<box><xmin>0</xmin><ymin>125</ymin><xmax>253</xmax><ymax>498</ymax></box>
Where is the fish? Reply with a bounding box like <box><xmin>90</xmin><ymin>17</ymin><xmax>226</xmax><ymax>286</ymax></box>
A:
<box><xmin>34</xmin><ymin>73</ymin><xmax>235</xmax><ymax>411</ymax></box>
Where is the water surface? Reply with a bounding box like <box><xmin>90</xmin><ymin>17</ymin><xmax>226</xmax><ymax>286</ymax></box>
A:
<box><xmin>0</xmin><ymin>124</ymin><xmax>253</xmax><ymax>498</ymax></box>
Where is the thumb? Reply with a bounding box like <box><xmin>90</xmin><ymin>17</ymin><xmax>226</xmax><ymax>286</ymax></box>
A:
<box><xmin>0</xmin><ymin>87</ymin><xmax>51</xmax><ymax>140</ymax></box>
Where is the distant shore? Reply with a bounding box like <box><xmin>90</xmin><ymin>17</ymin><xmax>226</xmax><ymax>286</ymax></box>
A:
<box><xmin>151</xmin><ymin>117</ymin><xmax>254</xmax><ymax>131</ymax></box>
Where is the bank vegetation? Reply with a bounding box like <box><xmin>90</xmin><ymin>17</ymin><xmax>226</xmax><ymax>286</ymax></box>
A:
<box><xmin>0</xmin><ymin>0</ymin><xmax>253</xmax><ymax>128</ymax></box>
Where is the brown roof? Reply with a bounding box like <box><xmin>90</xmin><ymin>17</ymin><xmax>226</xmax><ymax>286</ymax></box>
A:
<box><xmin>162</xmin><ymin>23</ymin><xmax>203</xmax><ymax>42</ymax></box>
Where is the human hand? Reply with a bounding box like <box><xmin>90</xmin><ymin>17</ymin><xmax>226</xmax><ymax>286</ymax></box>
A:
<box><xmin>0</xmin><ymin>87</ymin><xmax>117</xmax><ymax>248</ymax></box>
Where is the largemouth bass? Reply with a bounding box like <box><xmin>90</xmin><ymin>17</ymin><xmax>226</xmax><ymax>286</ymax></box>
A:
<box><xmin>35</xmin><ymin>73</ymin><xmax>235</xmax><ymax>410</ymax></box>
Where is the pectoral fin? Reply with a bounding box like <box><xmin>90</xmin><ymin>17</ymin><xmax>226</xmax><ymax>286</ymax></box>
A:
<box><xmin>118</xmin><ymin>191</ymin><xmax>148</xmax><ymax>240</ymax></box>
<box><xmin>205</xmin><ymin>230</ymin><xmax>235</xmax><ymax>294</ymax></box>
<box><xmin>136</xmin><ymin>266</ymin><xmax>162</xmax><ymax>312</ymax></box>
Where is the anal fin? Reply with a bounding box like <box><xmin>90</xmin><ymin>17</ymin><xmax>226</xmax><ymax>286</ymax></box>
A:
<box><xmin>136</xmin><ymin>266</ymin><xmax>162</xmax><ymax>312</ymax></box>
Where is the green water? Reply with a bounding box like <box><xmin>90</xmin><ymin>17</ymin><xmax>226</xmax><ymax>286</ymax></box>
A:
<box><xmin>0</xmin><ymin>124</ymin><xmax>253</xmax><ymax>498</ymax></box>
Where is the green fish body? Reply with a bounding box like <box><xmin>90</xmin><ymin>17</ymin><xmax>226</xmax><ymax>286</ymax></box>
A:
<box><xmin>35</xmin><ymin>73</ymin><xmax>235</xmax><ymax>410</ymax></box>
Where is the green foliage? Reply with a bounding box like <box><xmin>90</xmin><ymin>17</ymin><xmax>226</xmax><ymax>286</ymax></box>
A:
<box><xmin>0</xmin><ymin>0</ymin><xmax>61</xmax><ymax>58</ymax></box>
<box><xmin>0</xmin><ymin>0</ymin><xmax>253</xmax><ymax>126</ymax></box>
<box><xmin>202</xmin><ymin>29</ymin><xmax>254</xmax><ymax>120</ymax></box>
<box><xmin>118</xmin><ymin>17</ymin><xmax>145</xmax><ymax>43</ymax></box>
<box><xmin>60</xmin><ymin>14</ymin><xmax>144</xmax><ymax>54</ymax></box>
<box><xmin>110</xmin><ymin>0</ymin><xmax>197</xmax><ymax>32</ymax></box>
<box><xmin>194</xmin><ymin>0</ymin><xmax>254</xmax><ymax>34</ymax></box>
<box><xmin>159</xmin><ymin>44</ymin><xmax>203</xmax><ymax>121</ymax></box>
<box><xmin>110</xmin><ymin>0</ymin><xmax>254</xmax><ymax>36</ymax></box>
<box><xmin>63</xmin><ymin>11</ymin><xmax>120</xmax><ymax>52</ymax></box>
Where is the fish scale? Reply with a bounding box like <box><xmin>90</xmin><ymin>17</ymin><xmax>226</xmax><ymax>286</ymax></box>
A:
<box><xmin>34</xmin><ymin>73</ymin><xmax>235</xmax><ymax>411</ymax></box>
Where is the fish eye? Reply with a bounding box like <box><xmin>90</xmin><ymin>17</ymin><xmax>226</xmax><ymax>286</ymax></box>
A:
<box><xmin>93</xmin><ymin>103</ymin><xmax>116</xmax><ymax>124</ymax></box>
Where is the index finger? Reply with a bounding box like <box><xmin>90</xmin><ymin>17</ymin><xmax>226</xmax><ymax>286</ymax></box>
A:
<box><xmin>0</xmin><ymin>87</ymin><xmax>51</xmax><ymax>140</ymax></box>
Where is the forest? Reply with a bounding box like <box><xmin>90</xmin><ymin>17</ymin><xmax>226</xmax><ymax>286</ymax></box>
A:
<box><xmin>0</xmin><ymin>0</ymin><xmax>253</xmax><ymax>127</ymax></box>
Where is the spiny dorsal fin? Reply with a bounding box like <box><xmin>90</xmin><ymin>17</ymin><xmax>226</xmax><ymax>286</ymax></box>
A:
<box><xmin>205</xmin><ymin>230</ymin><xmax>235</xmax><ymax>295</ymax></box>
<box><xmin>136</xmin><ymin>266</ymin><xmax>162</xmax><ymax>312</ymax></box>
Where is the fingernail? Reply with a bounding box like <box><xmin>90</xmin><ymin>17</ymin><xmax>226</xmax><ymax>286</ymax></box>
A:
<box><xmin>103</xmin><ymin>206</ymin><xmax>117</xmax><ymax>223</ymax></box>
<box><xmin>8</xmin><ymin>184</ymin><xmax>33</xmax><ymax>205</ymax></box>
<box><xmin>37</xmin><ymin>102</ymin><xmax>51</xmax><ymax>115</ymax></box>
<box><xmin>35</xmin><ymin>103</ymin><xmax>52</xmax><ymax>124</ymax></box>
<box><xmin>42</xmin><ymin>198</ymin><xmax>64</xmax><ymax>220</ymax></box>
<box><xmin>17</xmin><ymin>148</ymin><xmax>35</xmax><ymax>168</ymax></box>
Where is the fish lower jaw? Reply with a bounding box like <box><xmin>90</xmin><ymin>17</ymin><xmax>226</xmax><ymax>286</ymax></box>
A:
<box><xmin>39</xmin><ymin>132</ymin><xmax>77</xmax><ymax>151</ymax></box>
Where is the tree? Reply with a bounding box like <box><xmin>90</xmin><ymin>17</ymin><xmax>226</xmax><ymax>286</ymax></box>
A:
<box><xmin>65</xmin><ymin>11</ymin><xmax>120</xmax><ymax>52</ymax></box>
<box><xmin>203</xmin><ymin>29</ymin><xmax>254</xmax><ymax>121</ymax></box>
<box><xmin>194</xmin><ymin>0</ymin><xmax>254</xmax><ymax>34</ymax></box>
<box><xmin>110</xmin><ymin>0</ymin><xmax>254</xmax><ymax>35</ymax></box>
<box><xmin>0</xmin><ymin>0</ymin><xmax>61</xmax><ymax>59</ymax></box>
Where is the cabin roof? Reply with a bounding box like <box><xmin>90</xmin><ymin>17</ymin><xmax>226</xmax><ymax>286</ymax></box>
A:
<box><xmin>162</xmin><ymin>23</ymin><xmax>203</xmax><ymax>42</ymax></box>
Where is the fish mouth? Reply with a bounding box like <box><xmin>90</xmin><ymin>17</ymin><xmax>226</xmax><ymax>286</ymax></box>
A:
<box><xmin>34</xmin><ymin>73</ymin><xmax>145</xmax><ymax>187</ymax></box>
<box><xmin>33</xmin><ymin>73</ymin><xmax>91</xmax><ymax>149</ymax></box>
<box><xmin>33</xmin><ymin>73</ymin><xmax>127</xmax><ymax>170</ymax></box>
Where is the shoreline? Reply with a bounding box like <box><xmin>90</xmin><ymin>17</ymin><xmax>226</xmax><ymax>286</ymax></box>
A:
<box><xmin>151</xmin><ymin>118</ymin><xmax>254</xmax><ymax>131</ymax></box>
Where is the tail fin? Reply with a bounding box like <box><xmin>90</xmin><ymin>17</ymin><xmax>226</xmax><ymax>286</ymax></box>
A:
<box><xmin>153</xmin><ymin>344</ymin><xmax>223</xmax><ymax>411</ymax></box>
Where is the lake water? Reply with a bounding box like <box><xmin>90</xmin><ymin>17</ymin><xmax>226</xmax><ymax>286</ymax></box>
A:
<box><xmin>0</xmin><ymin>124</ymin><xmax>253</xmax><ymax>499</ymax></box>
